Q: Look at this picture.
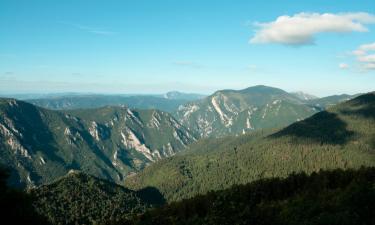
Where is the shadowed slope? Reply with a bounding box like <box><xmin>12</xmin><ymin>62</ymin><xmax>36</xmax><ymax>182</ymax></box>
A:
<box><xmin>272</xmin><ymin>111</ymin><xmax>354</xmax><ymax>145</ymax></box>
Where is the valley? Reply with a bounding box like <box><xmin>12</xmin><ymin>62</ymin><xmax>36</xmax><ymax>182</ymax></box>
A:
<box><xmin>0</xmin><ymin>86</ymin><xmax>372</xmax><ymax>225</ymax></box>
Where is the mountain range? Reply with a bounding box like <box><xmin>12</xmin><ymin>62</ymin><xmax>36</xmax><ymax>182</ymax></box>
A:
<box><xmin>0</xmin><ymin>85</ymin><xmax>360</xmax><ymax>189</ymax></box>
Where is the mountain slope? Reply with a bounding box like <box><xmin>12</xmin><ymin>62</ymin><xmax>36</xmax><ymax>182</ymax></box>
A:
<box><xmin>126</xmin><ymin>92</ymin><xmax>375</xmax><ymax>201</ymax></box>
<box><xmin>175</xmin><ymin>85</ymin><xmax>319</xmax><ymax>138</ymax></box>
<box><xmin>0</xmin><ymin>99</ymin><xmax>195</xmax><ymax>188</ymax></box>
<box><xmin>31</xmin><ymin>172</ymin><xmax>164</xmax><ymax>225</ymax></box>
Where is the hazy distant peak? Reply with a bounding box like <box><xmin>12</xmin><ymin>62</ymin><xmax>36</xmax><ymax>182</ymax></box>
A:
<box><xmin>164</xmin><ymin>91</ymin><xmax>205</xmax><ymax>100</ymax></box>
<box><xmin>291</xmin><ymin>91</ymin><xmax>318</xmax><ymax>101</ymax></box>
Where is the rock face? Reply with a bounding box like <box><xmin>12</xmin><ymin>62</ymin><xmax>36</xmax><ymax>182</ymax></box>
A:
<box><xmin>0</xmin><ymin>98</ymin><xmax>195</xmax><ymax>188</ymax></box>
<box><xmin>175</xmin><ymin>85</ymin><xmax>319</xmax><ymax>138</ymax></box>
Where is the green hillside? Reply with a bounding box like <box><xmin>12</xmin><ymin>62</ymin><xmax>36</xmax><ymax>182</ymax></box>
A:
<box><xmin>126</xmin><ymin>92</ymin><xmax>375</xmax><ymax>202</ymax></box>
<box><xmin>0</xmin><ymin>99</ymin><xmax>195</xmax><ymax>188</ymax></box>
<box><xmin>31</xmin><ymin>171</ymin><xmax>164</xmax><ymax>225</ymax></box>
<box><xmin>122</xmin><ymin>167</ymin><xmax>375</xmax><ymax>225</ymax></box>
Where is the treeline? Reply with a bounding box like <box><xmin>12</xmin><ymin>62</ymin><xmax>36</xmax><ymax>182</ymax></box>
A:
<box><xmin>119</xmin><ymin>167</ymin><xmax>375</xmax><ymax>225</ymax></box>
<box><xmin>1</xmin><ymin>167</ymin><xmax>375</xmax><ymax>225</ymax></box>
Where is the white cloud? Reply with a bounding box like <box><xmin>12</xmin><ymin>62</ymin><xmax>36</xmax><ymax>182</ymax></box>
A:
<box><xmin>352</xmin><ymin>42</ymin><xmax>375</xmax><ymax>71</ymax></box>
<box><xmin>359</xmin><ymin>42</ymin><xmax>375</xmax><ymax>51</ymax></box>
<box><xmin>250</xmin><ymin>12</ymin><xmax>375</xmax><ymax>46</ymax></box>
<box><xmin>339</xmin><ymin>63</ymin><xmax>349</xmax><ymax>69</ymax></box>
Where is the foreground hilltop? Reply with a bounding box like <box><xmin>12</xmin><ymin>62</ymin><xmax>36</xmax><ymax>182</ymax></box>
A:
<box><xmin>0</xmin><ymin>99</ymin><xmax>195</xmax><ymax>187</ymax></box>
<box><xmin>31</xmin><ymin>171</ymin><xmax>164</xmax><ymax>225</ymax></box>
<box><xmin>126</xmin><ymin>92</ymin><xmax>375</xmax><ymax>201</ymax></box>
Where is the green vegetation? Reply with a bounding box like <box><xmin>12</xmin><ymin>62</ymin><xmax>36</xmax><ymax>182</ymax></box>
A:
<box><xmin>122</xmin><ymin>167</ymin><xmax>375</xmax><ymax>225</ymax></box>
<box><xmin>31</xmin><ymin>172</ymin><xmax>164</xmax><ymax>225</ymax></box>
<box><xmin>126</xmin><ymin>93</ymin><xmax>375</xmax><ymax>202</ymax></box>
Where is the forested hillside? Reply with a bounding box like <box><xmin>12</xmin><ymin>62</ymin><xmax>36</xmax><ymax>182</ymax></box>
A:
<box><xmin>31</xmin><ymin>171</ymin><xmax>164</xmax><ymax>225</ymax></box>
<box><xmin>121</xmin><ymin>167</ymin><xmax>375</xmax><ymax>225</ymax></box>
<box><xmin>126</xmin><ymin>92</ymin><xmax>375</xmax><ymax>201</ymax></box>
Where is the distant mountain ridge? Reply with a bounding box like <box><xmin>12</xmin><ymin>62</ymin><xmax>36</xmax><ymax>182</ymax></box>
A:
<box><xmin>164</xmin><ymin>91</ymin><xmax>205</xmax><ymax>100</ymax></box>
<box><xmin>22</xmin><ymin>91</ymin><xmax>206</xmax><ymax>112</ymax></box>
<box><xmin>26</xmin><ymin>95</ymin><xmax>188</xmax><ymax>112</ymax></box>
<box><xmin>291</xmin><ymin>91</ymin><xmax>318</xmax><ymax>100</ymax></box>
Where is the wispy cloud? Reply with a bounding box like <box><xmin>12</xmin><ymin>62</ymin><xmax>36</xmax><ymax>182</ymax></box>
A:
<box><xmin>339</xmin><ymin>63</ymin><xmax>349</xmax><ymax>70</ymax></box>
<box><xmin>172</xmin><ymin>61</ymin><xmax>203</xmax><ymax>69</ymax></box>
<box><xmin>352</xmin><ymin>42</ymin><xmax>375</xmax><ymax>71</ymax></box>
<box><xmin>247</xmin><ymin>64</ymin><xmax>257</xmax><ymax>70</ymax></box>
<box><xmin>250</xmin><ymin>12</ymin><xmax>375</xmax><ymax>46</ymax></box>
<box><xmin>60</xmin><ymin>22</ymin><xmax>117</xmax><ymax>36</ymax></box>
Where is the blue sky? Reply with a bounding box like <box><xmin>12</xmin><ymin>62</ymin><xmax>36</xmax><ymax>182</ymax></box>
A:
<box><xmin>0</xmin><ymin>0</ymin><xmax>374</xmax><ymax>96</ymax></box>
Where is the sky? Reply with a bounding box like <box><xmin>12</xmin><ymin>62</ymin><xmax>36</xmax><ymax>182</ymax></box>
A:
<box><xmin>0</xmin><ymin>0</ymin><xmax>374</xmax><ymax>97</ymax></box>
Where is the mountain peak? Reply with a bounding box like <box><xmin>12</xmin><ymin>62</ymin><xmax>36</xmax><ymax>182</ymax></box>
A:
<box><xmin>240</xmin><ymin>85</ymin><xmax>288</xmax><ymax>94</ymax></box>
<box><xmin>212</xmin><ymin>85</ymin><xmax>288</xmax><ymax>96</ymax></box>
